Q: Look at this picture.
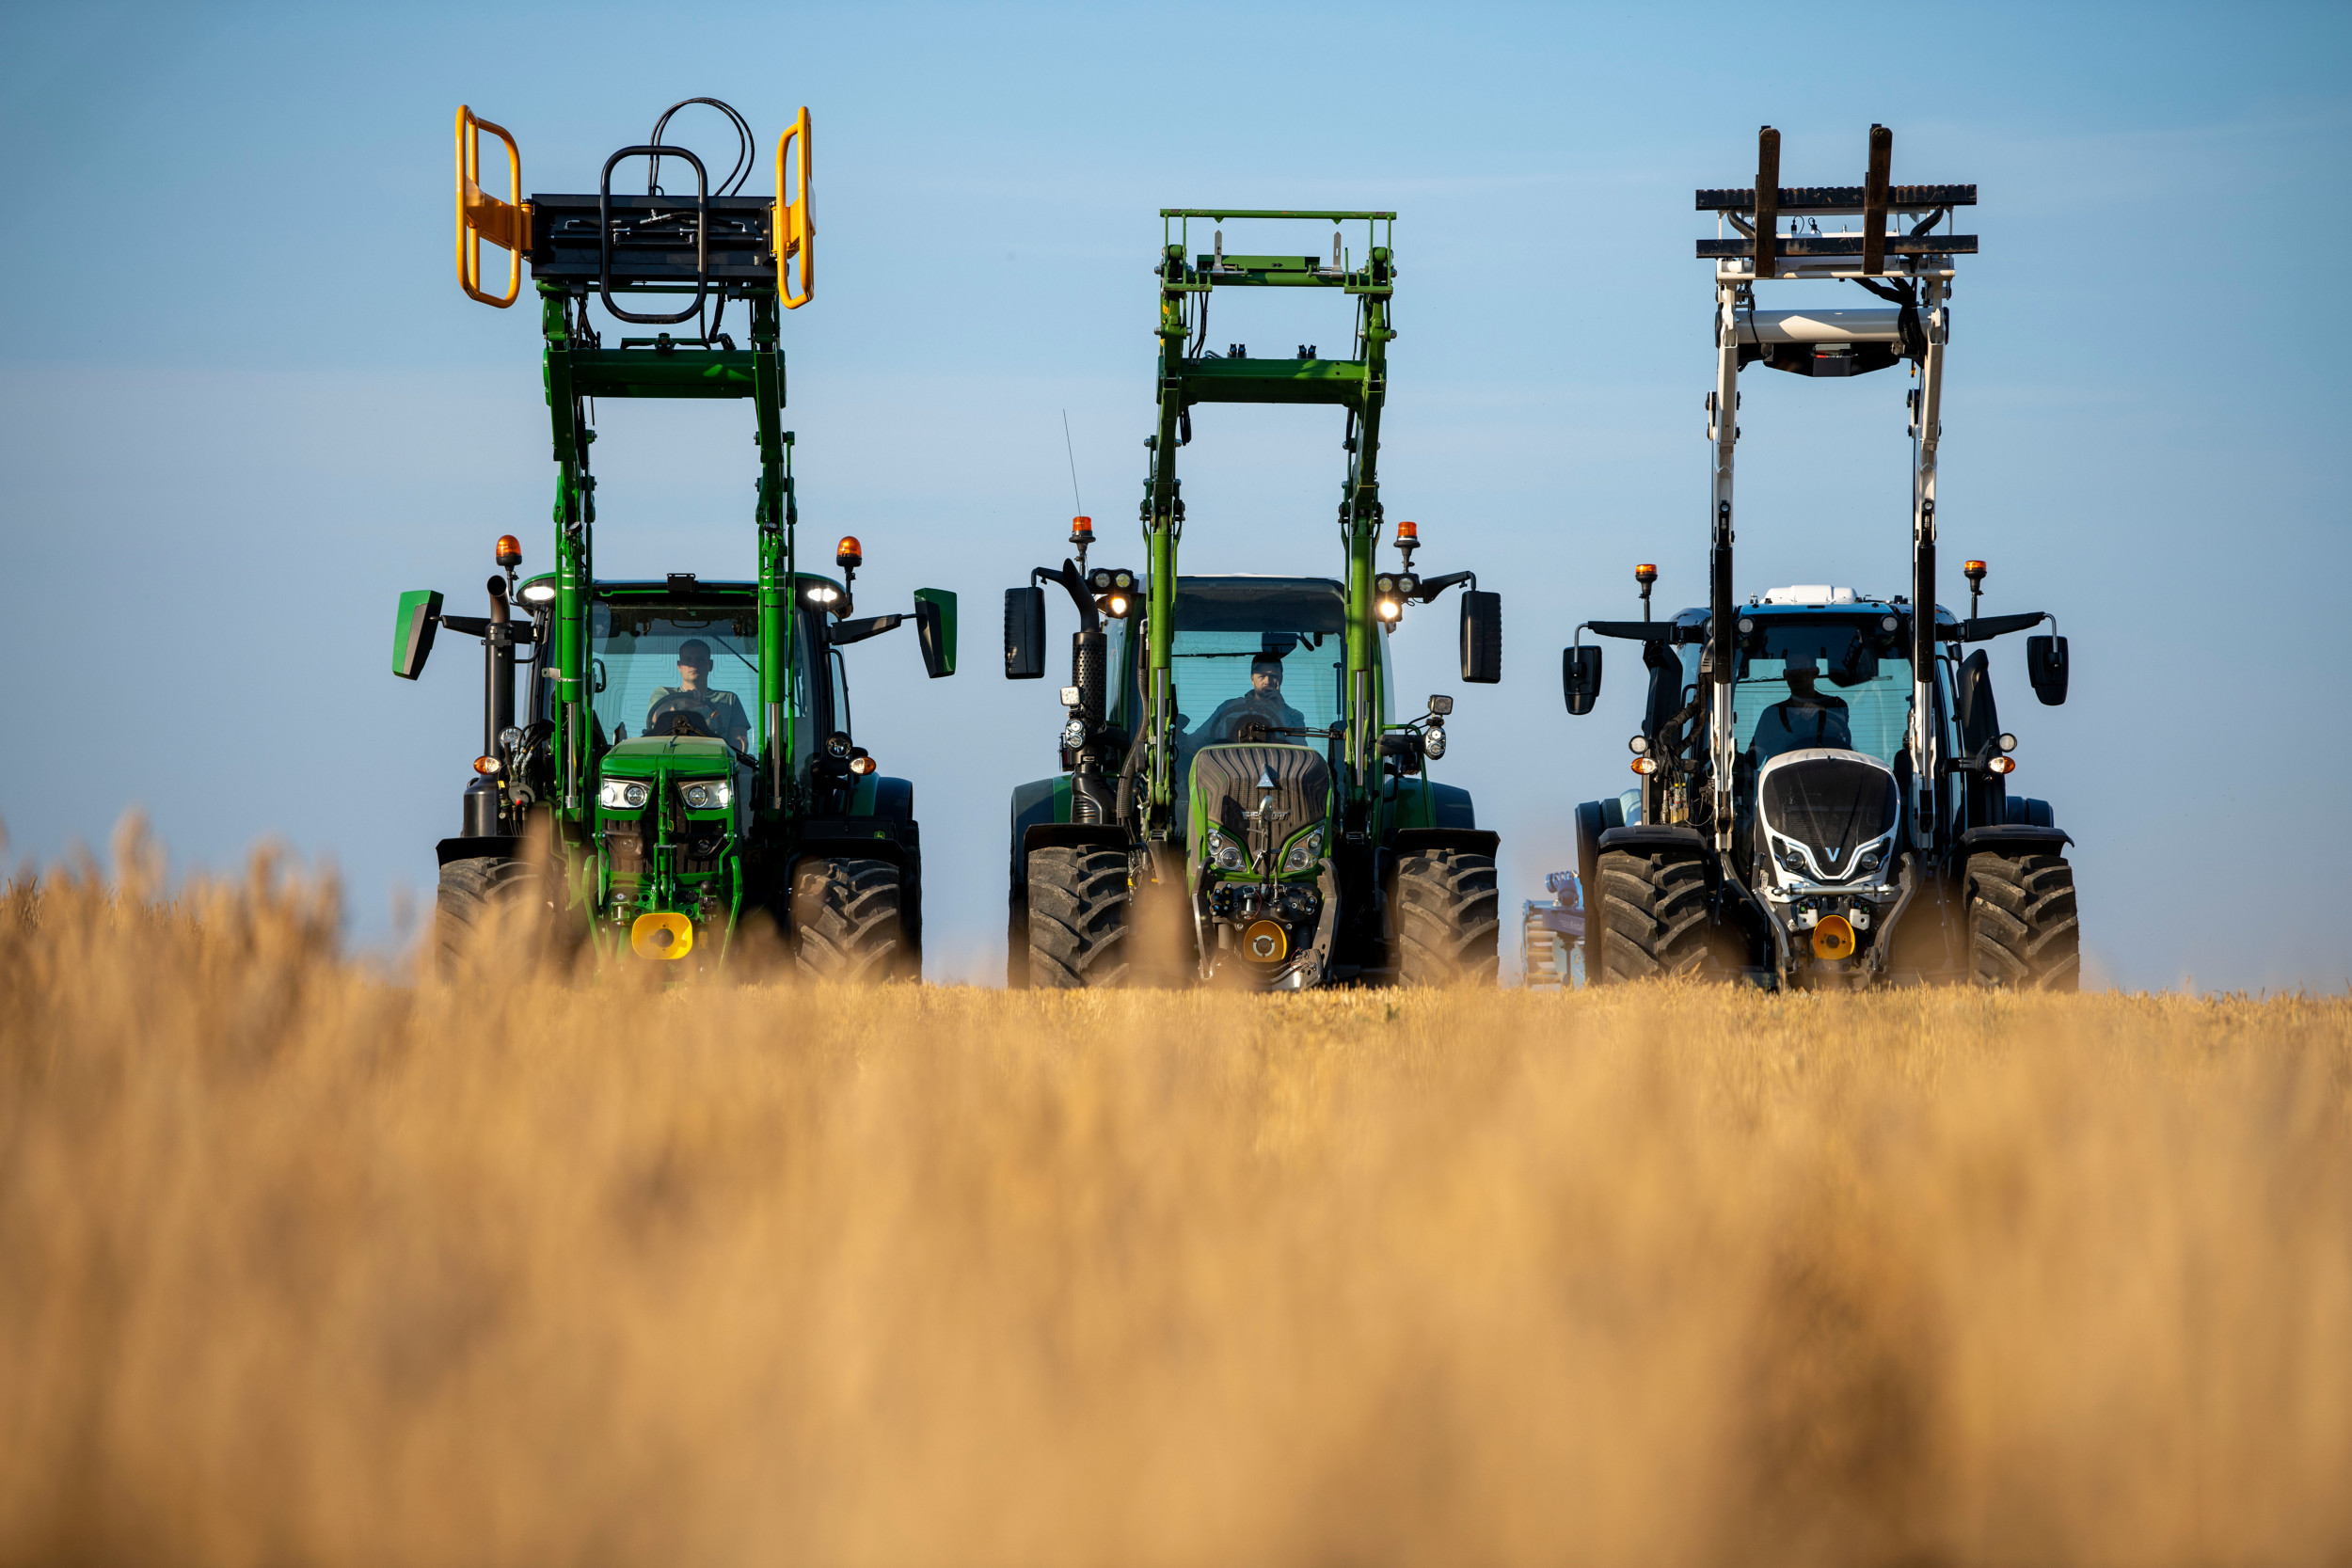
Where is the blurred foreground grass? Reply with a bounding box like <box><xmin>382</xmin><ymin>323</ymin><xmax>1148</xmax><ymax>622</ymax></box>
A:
<box><xmin>2</xmin><ymin>840</ymin><xmax>2348</xmax><ymax>1566</ymax></box>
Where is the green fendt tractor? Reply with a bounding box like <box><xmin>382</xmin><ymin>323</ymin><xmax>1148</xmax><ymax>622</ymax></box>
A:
<box><xmin>1001</xmin><ymin>210</ymin><xmax>1503</xmax><ymax>990</ymax></box>
<box><xmin>1555</xmin><ymin>125</ymin><xmax>2077</xmax><ymax>991</ymax></box>
<box><xmin>395</xmin><ymin>98</ymin><xmax>956</xmax><ymax>976</ymax></box>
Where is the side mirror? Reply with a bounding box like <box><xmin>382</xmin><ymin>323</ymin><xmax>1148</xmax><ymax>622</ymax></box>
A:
<box><xmin>914</xmin><ymin>588</ymin><xmax>957</xmax><ymax>679</ymax></box>
<box><xmin>1459</xmin><ymin>590</ymin><xmax>1502</xmax><ymax>684</ymax></box>
<box><xmin>1004</xmin><ymin>586</ymin><xmax>1047</xmax><ymax>680</ymax></box>
<box><xmin>391</xmin><ymin>590</ymin><xmax>443</xmax><ymax>680</ymax></box>
<box><xmin>1563</xmin><ymin>644</ymin><xmax>1602</xmax><ymax>716</ymax></box>
<box><xmin>2026</xmin><ymin>634</ymin><xmax>2069</xmax><ymax>705</ymax></box>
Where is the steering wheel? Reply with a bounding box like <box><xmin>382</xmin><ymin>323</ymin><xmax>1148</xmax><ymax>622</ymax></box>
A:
<box><xmin>644</xmin><ymin>697</ymin><xmax>717</xmax><ymax>738</ymax></box>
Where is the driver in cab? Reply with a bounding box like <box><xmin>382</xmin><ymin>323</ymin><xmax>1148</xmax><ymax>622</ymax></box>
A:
<box><xmin>1199</xmin><ymin>650</ymin><xmax>1307</xmax><ymax>743</ymax></box>
<box><xmin>644</xmin><ymin>639</ymin><xmax>751</xmax><ymax>749</ymax></box>
<box><xmin>1749</xmin><ymin>649</ymin><xmax>1852</xmax><ymax>763</ymax></box>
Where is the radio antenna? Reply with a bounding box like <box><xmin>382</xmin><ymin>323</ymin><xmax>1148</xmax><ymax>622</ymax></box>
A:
<box><xmin>1061</xmin><ymin>410</ymin><xmax>1084</xmax><ymax>514</ymax></box>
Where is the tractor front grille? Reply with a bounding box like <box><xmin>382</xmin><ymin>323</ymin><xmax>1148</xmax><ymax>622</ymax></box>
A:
<box><xmin>1759</xmin><ymin>756</ymin><xmax>1899</xmax><ymax>874</ymax></box>
<box><xmin>604</xmin><ymin>818</ymin><xmax>649</xmax><ymax>879</ymax></box>
<box><xmin>1191</xmin><ymin>745</ymin><xmax>1331</xmax><ymax>852</ymax></box>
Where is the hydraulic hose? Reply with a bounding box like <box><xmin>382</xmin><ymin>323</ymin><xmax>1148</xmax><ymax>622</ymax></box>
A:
<box><xmin>1115</xmin><ymin>722</ymin><xmax>1148</xmax><ymax>828</ymax></box>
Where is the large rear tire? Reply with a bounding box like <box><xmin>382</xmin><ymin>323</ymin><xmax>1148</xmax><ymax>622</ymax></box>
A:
<box><xmin>435</xmin><ymin>854</ymin><xmax>561</xmax><ymax>978</ymax></box>
<box><xmin>1026</xmin><ymin>846</ymin><xmax>1132</xmax><ymax>989</ymax></box>
<box><xmin>793</xmin><ymin>857</ymin><xmax>908</xmax><ymax>982</ymax></box>
<box><xmin>1393</xmin><ymin>849</ymin><xmax>1501</xmax><ymax>986</ymax></box>
<box><xmin>1006</xmin><ymin>894</ymin><xmax>1030</xmax><ymax>990</ymax></box>
<box><xmin>1965</xmin><ymin>850</ymin><xmax>2080</xmax><ymax>991</ymax></box>
<box><xmin>1595</xmin><ymin>847</ymin><xmax>1721</xmax><ymax>983</ymax></box>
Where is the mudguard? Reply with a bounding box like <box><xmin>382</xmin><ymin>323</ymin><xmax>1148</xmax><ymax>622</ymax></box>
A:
<box><xmin>1391</xmin><ymin>827</ymin><xmax>1500</xmax><ymax>858</ymax></box>
<box><xmin>1956</xmin><ymin>823</ymin><xmax>2072</xmax><ymax>857</ymax></box>
<box><xmin>1597</xmin><ymin>824</ymin><xmax>1708</xmax><ymax>855</ymax></box>
<box><xmin>437</xmin><ymin>834</ymin><xmax>521</xmax><ymax>866</ymax></box>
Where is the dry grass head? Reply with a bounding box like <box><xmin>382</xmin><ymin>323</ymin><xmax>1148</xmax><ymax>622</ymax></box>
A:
<box><xmin>2</xmin><ymin>829</ymin><xmax>2346</xmax><ymax>1566</ymax></box>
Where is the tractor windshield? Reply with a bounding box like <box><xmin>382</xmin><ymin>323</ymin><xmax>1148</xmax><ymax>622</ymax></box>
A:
<box><xmin>589</xmin><ymin>601</ymin><xmax>766</xmax><ymax>752</ymax></box>
<box><xmin>1168</xmin><ymin>583</ymin><xmax>1354</xmax><ymax>743</ymax></box>
<box><xmin>1720</xmin><ymin>618</ymin><xmax>1914</xmax><ymax>768</ymax></box>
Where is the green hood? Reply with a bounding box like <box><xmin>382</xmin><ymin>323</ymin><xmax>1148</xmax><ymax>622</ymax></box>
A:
<box><xmin>1187</xmin><ymin>742</ymin><xmax>1331</xmax><ymax>876</ymax></box>
<box><xmin>599</xmin><ymin>735</ymin><xmax>734</xmax><ymax>778</ymax></box>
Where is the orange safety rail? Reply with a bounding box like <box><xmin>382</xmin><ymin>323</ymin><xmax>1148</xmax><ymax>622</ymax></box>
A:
<box><xmin>455</xmin><ymin>105</ymin><xmax>528</xmax><ymax>307</ymax></box>
<box><xmin>772</xmin><ymin>106</ymin><xmax>813</xmax><ymax>309</ymax></box>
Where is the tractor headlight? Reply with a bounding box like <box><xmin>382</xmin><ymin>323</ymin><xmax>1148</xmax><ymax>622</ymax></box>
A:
<box><xmin>1282</xmin><ymin>829</ymin><xmax>1325</xmax><ymax>874</ymax></box>
<box><xmin>1060</xmin><ymin>718</ymin><xmax>1088</xmax><ymax>749</ymax></box>
<box><xmin>1855</xmin><ymin>847</ymin><xmax>1883</xmax><ymax>874</ymax></box>
<box><xmin>1204</xmin><ymin>830</ymin><xmax>1246</xmax><ymax>872</ymax></box>
<box><xmin>1775</xmin><ymin>839</ymin><xmax>1808</xmax><ymax>876</ymax></box>
<box><xmin>681</xmin><ymin>781</ymin><xmax>732</xmax><ymax>810</ymax></box>
<box><xmin>600</xmin><ymin>779</ymin><xmax>650</xmax><ymax>810</ymax></box>
<box><xmin>1421</xmin><ymin>724</ymin><xmax>1447</xmax><ymax>760</ymax></box>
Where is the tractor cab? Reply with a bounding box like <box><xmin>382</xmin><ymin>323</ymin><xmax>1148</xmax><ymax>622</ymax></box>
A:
<box><xmin>488</xmin><ymin>570</ymin><xmax>942</xmax><ymax>958</ymax></box>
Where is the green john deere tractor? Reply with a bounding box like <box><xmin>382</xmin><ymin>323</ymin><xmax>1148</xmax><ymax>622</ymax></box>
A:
<box><xmin>396</xmin><ymin>97</ymin><xmax>955</xmax><ymax>976</ymax></box>
<box><xmin>1002</xmin><ymin>210</ymin><xmax>1503</xmax><ymax>990</ymax></box>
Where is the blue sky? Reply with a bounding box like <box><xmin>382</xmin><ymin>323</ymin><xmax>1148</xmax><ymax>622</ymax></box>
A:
<box><xmin>2</xmin><ymin>1</ymin><xmax>2345</xmax><ymax>990</ymax></box>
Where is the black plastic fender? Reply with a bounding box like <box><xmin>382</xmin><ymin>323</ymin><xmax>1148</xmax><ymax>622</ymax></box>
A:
<box><xmin>437</xmin><ymin>834</ymin><xmax>521</xmax><ymax>866</ymax></box>
<box><xmin>1956</xmin><ymin>823</ymin><xmax>2073</xmax><ymax>857</ymax></box>
<box><xmin>1391</xmin><ymin>827</ymin><xmax>1500</xmax><ymax>858</ymax></box>
<box><xmin>1597</xmin><ymin>824</ymin><xmax>1708</xmax><ymax>854</ymax></box>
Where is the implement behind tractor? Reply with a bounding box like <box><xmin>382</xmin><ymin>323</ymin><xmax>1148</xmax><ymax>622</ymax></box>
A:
<box><xmin>1547</xmin><ymin>126</ymin><xmax>2077</xmax><ymax>991</ymax></box>
<box><xmin>395</xmin><ymin>98</ymin><xmax>956</xmax><ymax>976</ymax></box>
<box><xmin>1002</xmin><ymin>211</ymin><xmax>1504</xmax><ymax>990</ymax></box>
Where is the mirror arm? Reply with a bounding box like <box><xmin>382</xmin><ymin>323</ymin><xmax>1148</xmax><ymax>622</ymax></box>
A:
<box><xmin>828</xmin><ymin>613</ymin><xmax>904</xmax><ymax>646</ymax></box>
<box><xmin>1960</xmin><ymin>610</ymin><xmax>2054</xmax><ymax>642</ymax></box>
<box><xmin>1414</xmin><ymin>569</ymin><xmax>1475</xmax><ymax>602</ymax></box>
<box><xmin>1033</xmin><ymin>561</ymin><xmax>1101</xmax><ymax>632</ymax></box>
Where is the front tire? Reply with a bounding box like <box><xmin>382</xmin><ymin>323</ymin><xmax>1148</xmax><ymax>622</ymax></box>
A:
<box><xmin>1595</xmin><ymin>848</ymin><xmax>1720</xmax><ymax>983</ymax></box>
<box><xmin>434</xmin><ymin>854</ymin><xmax>561</xmax><ymax>978</ymax></box>
<box><xmin>1026</xmin><ymin>846</ymin><xmax>1133</xmax><ymax>989</ymax></box>
<box><xmin>1965</xmin><ymin>850</ymin><xmax>2080</xmax><ymax>991</ymax></box>
<box><xmin>792</xmin><ymin>857</ymin><xmax>908</xmax><ymax>982</ymax></box>
<box><xmin>1393</xmin><ymin>849</ymin><xmax>1501</xmax><ymax>986</ymax></box>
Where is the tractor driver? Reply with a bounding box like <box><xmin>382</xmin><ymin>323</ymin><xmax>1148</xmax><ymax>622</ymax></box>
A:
<box><xmin>644</xmin><ymin>639</ymin><xmax>751</xmax><ymax>749</ymax></box>
<box><xmin>1199</xmin><ymin>651</ymin><xmax>1308</xmax><ymax>743</ymax></box>
<box><xmin>1749</xmin><ymin>650</ymin><xmax>1852</xmax><ymax>762</ymax></box>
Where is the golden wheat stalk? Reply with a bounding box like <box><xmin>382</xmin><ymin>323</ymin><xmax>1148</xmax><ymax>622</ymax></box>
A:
<box><xmin>1</xmin><ymin>825</ymin><xmax>2345</xmax><ymax>1565</ymax></box>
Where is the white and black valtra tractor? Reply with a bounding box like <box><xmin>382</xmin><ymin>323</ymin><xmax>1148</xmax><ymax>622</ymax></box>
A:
<box><xmin>1548</xmin><ymin>125</ymin><xmax>2077</xmax><ymax>991</ymax></box>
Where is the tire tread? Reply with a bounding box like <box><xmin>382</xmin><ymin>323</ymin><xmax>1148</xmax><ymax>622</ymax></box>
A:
<box><xmin>1027</xmin><ymin>847</ymin><xmax>1132</xmax><ymax>989</ymax></box>
<box><xmin>1394</xmin><ymin>850</ymin><xmax>1501</xmax><ymax>986</ymax></box>
<box><xmin>794</xmin><ymin>857</ymin><xmax>907</xmax><ymax>982</ymax></box>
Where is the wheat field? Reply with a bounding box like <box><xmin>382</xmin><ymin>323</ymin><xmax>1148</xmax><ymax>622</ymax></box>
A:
<box><xmin>3</xmin><ymin>831</ymin><xmax>2348</xmax><ymax>1566</ymax></box>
